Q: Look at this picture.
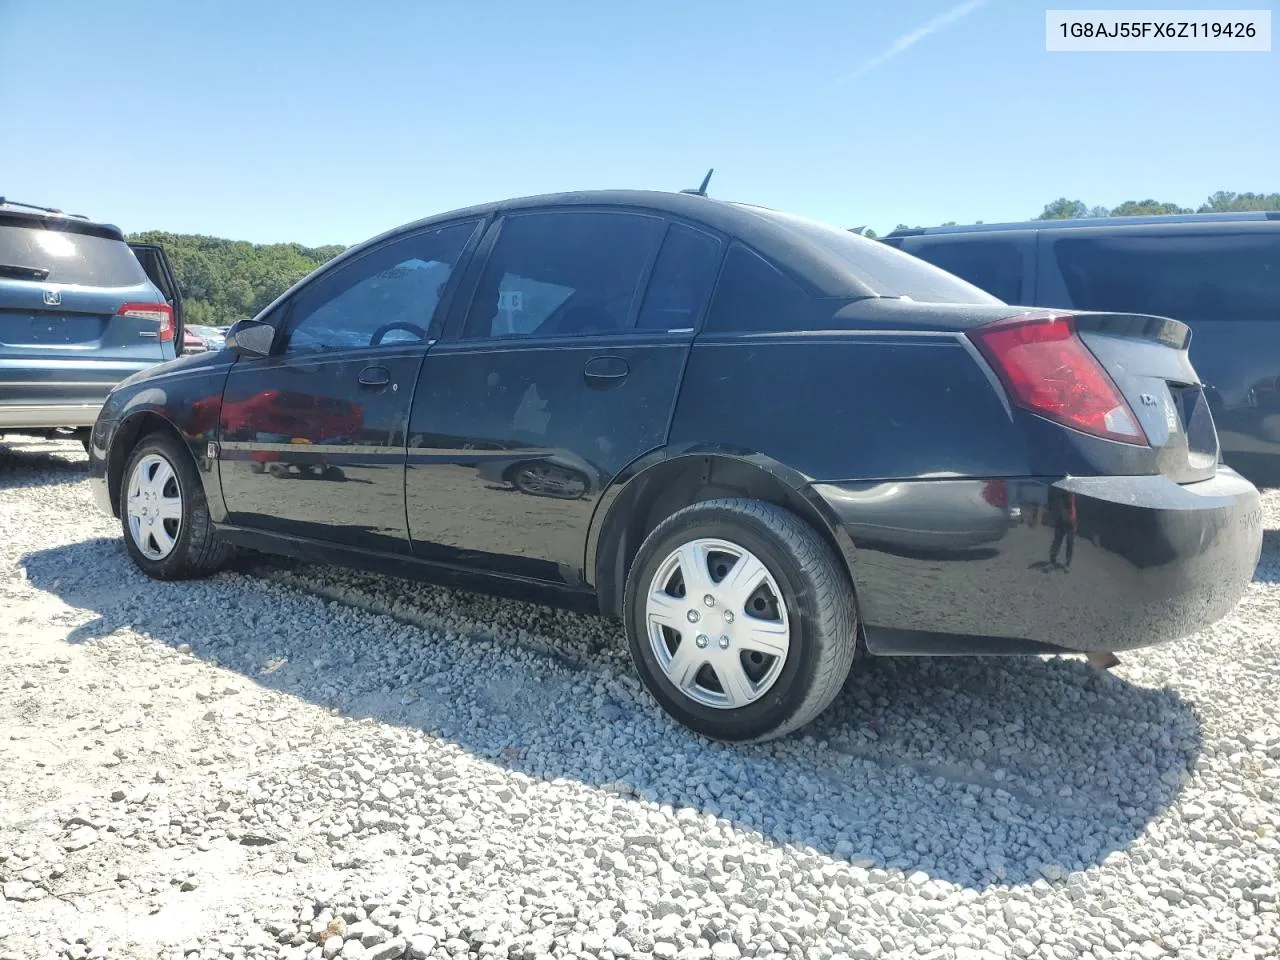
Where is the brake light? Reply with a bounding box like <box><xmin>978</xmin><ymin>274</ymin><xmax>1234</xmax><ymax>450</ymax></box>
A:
<box><xmin>117</xmin><ymin>302</ymin><xmax>174</xmax><ymax>342</ymax></box>
<box><xmin>981</xmin><ymin>479</ymin><xmax>1007</xmax><ymax>509</ymax></box>
<box><xmin>967</xmin><ymin>312</ymin><xmax>1147</xmax><ymax>445</ymax></box>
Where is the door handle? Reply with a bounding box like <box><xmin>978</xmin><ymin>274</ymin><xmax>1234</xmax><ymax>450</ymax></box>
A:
<box><xmin>358</xmin><ymin>365</ymin><xmax>391</xmax><ymax>388</ymax></box>
<box><xmin>583</xmin><ymin>355</ymin><xmax>629</xmax><ymax>388</ymax></box>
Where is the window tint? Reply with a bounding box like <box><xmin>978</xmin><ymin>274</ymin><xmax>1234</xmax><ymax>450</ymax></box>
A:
<box><xmin>635</xmin><ymin>224</ymin><xmax>722</xmax><ymax>331</ymax></box>
<box><xmin>284</xmin><ymin>221</ymin><xmax>476</xmax><ymax>353</ymax></box>
<box><xmin>704</xmin><ymin>243</ymin><xmax>811</xmax><ymax>333</ymax></box>
<box><xmin>741</xmin><ymin>207</ymin><xmax>1002</xmax><ymax>305</ymax></box>
<box><xmin>1054</xmin><ymin>231</ymin><xmax>1280</xmax><ymax>323</ymax></box>
<box><xmin>461</xmin><ymin>211</ymin><xmax>663</xmax><ymax>339</ymax></box>
<box><xmin>908</xmin><ymin>239</ymin><xmax>1022</xmax><ymax>303</ymax></box>
<box><xmin>0</xmin><ymin>223</ymin><xmax>148</xmax><ymax>287</ymax></box>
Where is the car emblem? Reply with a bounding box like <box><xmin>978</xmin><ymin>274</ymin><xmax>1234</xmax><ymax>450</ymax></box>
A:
<box><xmin>43</xmin><ymin>289</ymin><xmax>61</xmax><ymax>306</ymax></box>
<box><xmin>1139</xmin><ymin>393</ymin><xmax>1157</xmax><ymax>406</ymax></box>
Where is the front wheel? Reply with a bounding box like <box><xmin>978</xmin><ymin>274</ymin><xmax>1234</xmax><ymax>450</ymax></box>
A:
<box><xmin>120</xmin><ymin>433</ymin><xmax>232</xmax><ymax>580</ymax></box>
<box><xmin>623</xmin><ymin>499</ymin><xmax>858</xmax><ymax>742</ymax></box>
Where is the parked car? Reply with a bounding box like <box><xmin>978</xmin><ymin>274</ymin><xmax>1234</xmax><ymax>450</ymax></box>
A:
<box><xmin>189</xmin><ymin>324</ymin><xmax>227</xmax><ymax>350</ymax></box>
<box><xmin>881</xmin><ymin>212</ymin><xmax>1280</xmax><ymax>486</ymax></box>
<box><xmin>182</xmin><ymin>328</ymin><xmax>208</xmax><ymax>354</ymax></box>
<box><xmin>87</xmin><ymin>190</ymin><xmax>1263</xmax><ymax>742</ymax></box>
<box><xmin>0</xmin><ymin>199</ymin><xmax>183</xmax><ymax>450</ymax></box>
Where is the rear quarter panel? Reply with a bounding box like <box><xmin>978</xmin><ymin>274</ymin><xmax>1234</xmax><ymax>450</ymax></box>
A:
<box><xmin>668</xmin><ymin>330</ymin><xmax>1030</xmax><ymax>483</ymax></box>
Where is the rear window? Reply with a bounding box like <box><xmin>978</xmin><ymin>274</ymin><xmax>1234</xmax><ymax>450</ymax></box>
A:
<box><xmin>906</xmin><ymin>238</ymin><xmax>1024</xmax><ymax>304</ymax></box>
<box><xmin>1054</xmin><ymin>231</ymin><xmax>1280</xmax><ymax>323</ymax></box>
<box><xmin>0</xmin><ymin>222</ymin><xmax>149</xmax><ymax>287</ymax></box>
<box><xmin>743</xmin><ymin>208</ymin><xmax>1003</xmax><ymax>305</ymax></box>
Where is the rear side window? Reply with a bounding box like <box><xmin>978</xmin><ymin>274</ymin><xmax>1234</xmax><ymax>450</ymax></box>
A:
<box><xmin>0</xmin><ymin>223</ymin><xmax>148</xmax><ymax>287</ymax></box>
<box><xmin>907</xmin><ymin>239</ymin><xmax>1022</xmax><ymax>304</ymax></box>
<box><xmin>743</xmin><ymin>208</ymin><xmax>1002</xmax><ymax>305</ymax></box>
<box><xmin>635</xmin><ymin>224</ymin><xmax>722</xmax><ymax>331</ymax></box>
<box><xmin>461</xmin><ymin>211</ymin><xmax>664</xmax><ymax>339</ymax></box>
<box><xmin>704</xmin><ymin>244</ymin><xmax>811</xmax><ymax>333</ymax></box>
<box><xmin>1054</xmin><ymin>231</ymin><xmax>1280</xmax><ymax>323</ymax></box>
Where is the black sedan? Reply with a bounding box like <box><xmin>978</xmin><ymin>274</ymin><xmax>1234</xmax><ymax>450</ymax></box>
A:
<box><xmin>88</xmin><ymin>190</ymin><xmax>1264</xmax><ymax>742</ymax></box>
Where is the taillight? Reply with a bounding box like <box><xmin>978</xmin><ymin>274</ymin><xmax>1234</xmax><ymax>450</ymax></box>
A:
<box><xmin>967</xmin><ymin>312</ymin><xmax>1147</xmax><ymax>446</ymax></box>
<box><xmin>117</xmin><ymin>302</ymin><xmax>175</xmax><ymax>342</ymax></box>
<box><xmin>981</xmin><ymin>479</ymin><xmax>1007</xmax><ymax>508</ymax></box>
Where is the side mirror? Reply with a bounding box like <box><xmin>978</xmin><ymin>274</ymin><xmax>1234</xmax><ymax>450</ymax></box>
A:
<box><xmin>226</xmin><ymin>319</ymin><xmax>276</xmax><ymax>359</ymax></box>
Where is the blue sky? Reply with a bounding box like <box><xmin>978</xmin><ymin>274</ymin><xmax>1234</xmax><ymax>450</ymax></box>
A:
<box><xmin>1</xmin><ymin>1</ymin><xmax>1275</xmax><ymax>245</ymax></box>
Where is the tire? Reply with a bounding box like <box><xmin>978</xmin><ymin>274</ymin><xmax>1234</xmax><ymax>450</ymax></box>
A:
<box><xmin>623</xmin><ymin>498</ymin><xmax>857</xmax><ymax>742</ymax></box>
<box><xmin>119</xmin><ymin>432</ymin><xmax>233</xmax><ymax>580</ymax></box>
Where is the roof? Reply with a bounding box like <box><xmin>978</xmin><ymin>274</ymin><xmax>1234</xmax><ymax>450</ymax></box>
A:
<box><xmin>334</xmin><ymin>189</ymin><xmax>883</xmax><ymax>299</ymax></box>
<box><xmin>0</xmin><ymin>199</ymin><xmax>123</xmax><ymax>240</ymax></box>
<box><xmin>886</xmin><ymin>210</ymin><xmax>1280</xmax><ymax>238</ymax></box>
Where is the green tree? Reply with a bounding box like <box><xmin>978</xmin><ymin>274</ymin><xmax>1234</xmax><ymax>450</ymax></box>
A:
<box><xmin>1196</xmin><ymin>191</ymin><xmax>1280</xmax><ymax>213</ymax></box>
<box><xmin>1110</xmin><ymin>199</ymin><xmax>1192</xmax><ymax>216</ymax></box>
<box><xmin>1036</xmin><ymin>198</ymin><xmax>1089</xmax><ymax>220</ymax></box>
<box><xmin>128</xmin><ymin>231</ymin><xmax>346</xmax><ymax>326</ymax></box>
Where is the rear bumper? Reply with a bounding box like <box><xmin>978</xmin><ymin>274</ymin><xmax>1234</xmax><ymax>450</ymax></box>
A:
<box><xmin>812</xmin><ymin>469</ymin><xmax>1263</xmax><ymax>654</ymax></box>
<box><xmin>0</xmin><ymin>358</ymin><xmax>157</xmax><ymax>430</ymax></box>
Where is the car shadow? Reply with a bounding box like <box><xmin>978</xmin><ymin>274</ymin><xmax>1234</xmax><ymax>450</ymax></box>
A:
<box><xmin>0</xmin><ymin>441</ymin><xmax>88</xmax><ymax>489</ymax></box>
<box><xmin>19</xmin><ymin>535</ymin><xmax>1211</xmax><ymax>892</ymax></box>
<box><xmin>1253</xmin><ymin>530</ymin><xmax>1280</xmax><ymax>583</ymax></box>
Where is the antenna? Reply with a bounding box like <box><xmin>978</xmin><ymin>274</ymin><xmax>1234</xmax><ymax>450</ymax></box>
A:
<box><xmin>680</xmin><ymin>168</ymin><xmax>714</xmax><ymax>197</ymax></box>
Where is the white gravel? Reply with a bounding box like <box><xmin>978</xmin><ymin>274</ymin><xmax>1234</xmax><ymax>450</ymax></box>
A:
<box><xmin>1</xmin><ymin>437</ymin><xmax>1278</xmax><ymax>960</ymax></box>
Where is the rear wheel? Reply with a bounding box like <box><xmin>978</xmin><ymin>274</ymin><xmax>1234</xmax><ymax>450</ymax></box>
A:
<box><xmin>623</xmin><ymin>499</ymin><xmax>857</xmax><ymax>742</ymax></box>
<box><xmin>120</xmin><ymin>433</ymin><xmax>232</xmax><ymax>580</ymax></box>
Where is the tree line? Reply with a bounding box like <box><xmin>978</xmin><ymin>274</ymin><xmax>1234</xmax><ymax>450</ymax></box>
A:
<box><xmin>127</xmin><ymin>231</ymin><xmax>346</xmax><ymax>328</ymax></box>
<box><xmin>861</xmin><ymin>190</ymin><xmax>1280</xmax><ymax>238</ymax></box>
<box><xmin>134</xmin><ymin>190</ymin><xmax>1279</xmax><ymax>325</ymax></box>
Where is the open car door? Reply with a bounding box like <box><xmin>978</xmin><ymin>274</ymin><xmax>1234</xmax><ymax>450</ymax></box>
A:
<box><xmin>128</xmin><ymin>242</ymin><xmax>186</xmax><ymax>355</ymax></box>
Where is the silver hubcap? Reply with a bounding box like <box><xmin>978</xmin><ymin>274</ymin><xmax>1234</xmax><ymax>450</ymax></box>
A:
<box><xmin>126</xmin><ymin>454</ymin><xmax>183</xmax><ymax>560</ymax></box>
<box><xmin>646</xmin><ymin>538</ymin><xmax>791</xmax><ymax>710</ymax></box>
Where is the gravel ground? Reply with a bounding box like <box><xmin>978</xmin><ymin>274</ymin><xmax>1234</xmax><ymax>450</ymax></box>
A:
<box><xmin>1</xmin><ymin>437</ymin><xmax>1278</xmax><ymax>960</ymax></box>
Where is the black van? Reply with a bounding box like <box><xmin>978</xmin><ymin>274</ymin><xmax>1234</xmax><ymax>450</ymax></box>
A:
<box><xmin>883</xmin><ymin>212</ymin><xmax>1280</xmax><ymax>486</ymax></box>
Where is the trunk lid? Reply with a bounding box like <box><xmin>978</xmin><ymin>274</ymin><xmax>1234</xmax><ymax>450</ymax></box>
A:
<box><xmin>1074</xmin><ymin>312</ymin><xmax>1218</xmax><ymax>484</ymax></box>
<box><xmin>0</xmin><ymin>280</ymin><xmax>170</xmax><ymax>360</ymax></box>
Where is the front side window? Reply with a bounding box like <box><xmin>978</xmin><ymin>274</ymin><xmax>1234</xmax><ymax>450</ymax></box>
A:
<box><xmin>283</xmin><ymin>220</ymin><xmax>477</xmax><ymax>353</ymax></box>
<box><xmin>1054</xmin><ymin>231</ymin><xmax>1280</xmax><ymax>323</ymax></box>
<box><xmin>461</xmin><ymin>211</ymin><xmax>664</xmax><ymax>339</ymax></box>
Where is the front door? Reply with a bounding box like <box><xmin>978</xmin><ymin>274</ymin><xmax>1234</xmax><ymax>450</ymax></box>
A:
<box><xmin>217</xmin><ymin>220</ymin><xmax>481</xmax><ymax>553</ymax></box>
<box><xmin>405</xmin><ymin>211</ymin><xmax>724</xmax><ymax>583</ymax></box>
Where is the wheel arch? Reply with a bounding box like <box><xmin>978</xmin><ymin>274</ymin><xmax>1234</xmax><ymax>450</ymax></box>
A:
<box><xmin>587</xmin><ymin>449</ymin><xmax>860</xmax><ymax>620</ymax></box>
<box><xmin>106</xmin><ymin>411</ymin><xmax>197</xmax><ymax>518</ymax></box>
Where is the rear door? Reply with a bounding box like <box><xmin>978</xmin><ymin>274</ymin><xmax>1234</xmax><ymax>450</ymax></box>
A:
<box><xmin>1036</xmin><ymin>222</ymin><xmax>1280</xmax><ymax>484</ymax></box>
<box><xmin>405</xmin><ymin>210</ymin><xmax>724</xmax><ymax>583</ymax></box>
<box><xmin>129</xmin><ymin>242</ymin><xmax>186</xmax><ymax>352</ymax></box>
<box><xmin>217</xmin><ymin>219</ymin><xmax>481</xmax><ymax>554</ymax></box>
<box><xmin>0</xmin><ymin>215</ymin><xmax>173</xmax><ymax>420</ymax></box>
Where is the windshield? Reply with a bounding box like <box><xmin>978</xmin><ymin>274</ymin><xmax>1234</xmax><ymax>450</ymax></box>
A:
<box><xmin>742</xmin><ymin>207</ymin><xmax>1005</xmax><ymax>305</ymax></box>
<box><xmin>0</xmin><ymin>222</ymin><xmax>149</xmax><ymax>287</ymax></box>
